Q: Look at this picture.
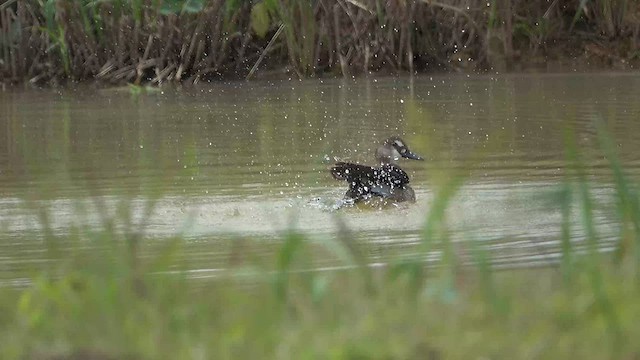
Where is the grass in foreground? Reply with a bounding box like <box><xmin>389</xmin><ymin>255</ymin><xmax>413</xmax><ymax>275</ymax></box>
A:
<box><xmin>2</xmin><ymin>123</ymin><xmax>640</xmax><ymax>359</ymax></box>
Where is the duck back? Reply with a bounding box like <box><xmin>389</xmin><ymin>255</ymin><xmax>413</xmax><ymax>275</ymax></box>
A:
<box><xmin>330</xmin><ymin>162</ymin><xmax>412</xmax><ymax>201</ymax></box>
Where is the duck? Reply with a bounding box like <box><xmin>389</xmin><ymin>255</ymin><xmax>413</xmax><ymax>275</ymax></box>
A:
<box><xmin>330</xmin><ymin>136</ymin><xmax>423</xmax><ymax>203</ymax></box>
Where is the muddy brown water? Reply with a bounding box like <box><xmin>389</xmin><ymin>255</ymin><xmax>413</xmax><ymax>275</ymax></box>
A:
<box><xmin>1</xmin><ymin>73</ymin><xmax>640</xmax><ymax>282</ymax></box>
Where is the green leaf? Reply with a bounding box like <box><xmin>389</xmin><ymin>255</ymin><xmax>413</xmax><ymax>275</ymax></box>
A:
<box><xmin>224</xmin><ymin>0</ymin><xmax>241</xmax><ymax>17</ymax></box>
<box><xmin>251</xmin><ymin>2</ymin><xmax>271</xmax><ymax>38</ymax></box>
<box><xmin>159</xmin><ymin>0</ymin><xmax>181</xmax><ymax>15</ymax></box>
<box><xmin>183</xmin><ymin>0</ymin><xmax>204</xmax><ymax>14</ymax></box>
<box><xmin>263</xmin><ymin>0</ymin><xmax>279</xmax><ymax>13</ymax></box>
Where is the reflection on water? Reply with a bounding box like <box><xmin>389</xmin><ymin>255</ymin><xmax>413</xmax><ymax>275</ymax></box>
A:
<box><xmin>1</xmin><ymin>73</ymin><xmax>640</xmax><ymax>280</ymax></box>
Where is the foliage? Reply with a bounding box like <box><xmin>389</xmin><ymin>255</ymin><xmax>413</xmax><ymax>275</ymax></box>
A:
<box><xmin>1</xmin><ymin>0</ymin><xmax>639</xmax><ymax>85</ymax></box>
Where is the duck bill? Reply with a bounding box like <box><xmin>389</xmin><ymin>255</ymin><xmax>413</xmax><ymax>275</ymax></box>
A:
<box><xmin>402</xmin><ymin>151</ymin><xmax>423</xmax><ymax>160</ymax></box>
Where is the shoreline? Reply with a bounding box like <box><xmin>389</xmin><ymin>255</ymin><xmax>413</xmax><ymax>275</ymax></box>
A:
<box><xmin>1</xmin><ymin>1</ymin><xmax>639</xmax><ymax>88</ymax></box>
<box><xmin>2</xmin><ymin>66</ymin><xmax>639</xmax><ymax>92</ymax></box>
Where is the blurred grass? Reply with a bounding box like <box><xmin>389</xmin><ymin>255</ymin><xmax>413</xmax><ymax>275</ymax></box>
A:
<box><xmin>1</xmin><ymin>122</ymin><xmax>640</xmax><ymax>359</ymax></box>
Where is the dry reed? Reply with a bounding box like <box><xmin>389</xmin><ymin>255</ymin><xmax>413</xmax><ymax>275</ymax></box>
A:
<box><xmin>1</xmin><ymin>0</ymin><xmax>639</xmax><ymax>86</ymax></box>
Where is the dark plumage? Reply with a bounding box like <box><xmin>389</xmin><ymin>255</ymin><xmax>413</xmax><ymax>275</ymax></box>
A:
<box><xmin>330</xmin><ymin>136</ymin><xmax>423</xmax><ymax>203</ymax></box>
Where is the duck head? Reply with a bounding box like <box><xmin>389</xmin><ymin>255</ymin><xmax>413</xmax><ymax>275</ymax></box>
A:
<box><xmin>375</xmin><ymin>136</ymin><xmax>423</xmax><ymax>164</ymax></box>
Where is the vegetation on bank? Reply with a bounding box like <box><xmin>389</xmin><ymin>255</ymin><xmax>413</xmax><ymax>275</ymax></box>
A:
<box><xmin>1</xmin><ymin>122</ymin><xmax>640</xmax><ymax>359</ymax></box>
<box><xmin>1</xmin><ymin>0</ymin><xmax>639</xmax><ymax>86</ymax></box>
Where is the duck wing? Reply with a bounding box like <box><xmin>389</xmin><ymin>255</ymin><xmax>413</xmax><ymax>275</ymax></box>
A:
<box><xmin>368</xmin><ymin>164</ymin><xmax>411</xmax><ymax>197</ymax></box>
<box><xmin>331</xmin><ymin>162</ymin><xmax>411</xmax><ymax>199</ymax></box>
<box><xmin>378</xmin><ymin>164</ymin><xmax>410</xmax><ymax>186</ymax></box>
<box><xmin>330</xmin><ymin>162</ymin><xmax>376</xmax><ymax>181</ymax></box>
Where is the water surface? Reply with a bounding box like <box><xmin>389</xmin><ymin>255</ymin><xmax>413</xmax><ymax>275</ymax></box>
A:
<box><xmin>2</xmin><ymin>73</ymin><xmax>640</xmax><ymax>280</ymax></box>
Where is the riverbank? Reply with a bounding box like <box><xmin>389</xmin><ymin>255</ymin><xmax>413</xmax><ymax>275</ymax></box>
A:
<box><xmin>1</xmin><ymin>0</ymin><xmax>639</xmax><ymax>87</ymax></box>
